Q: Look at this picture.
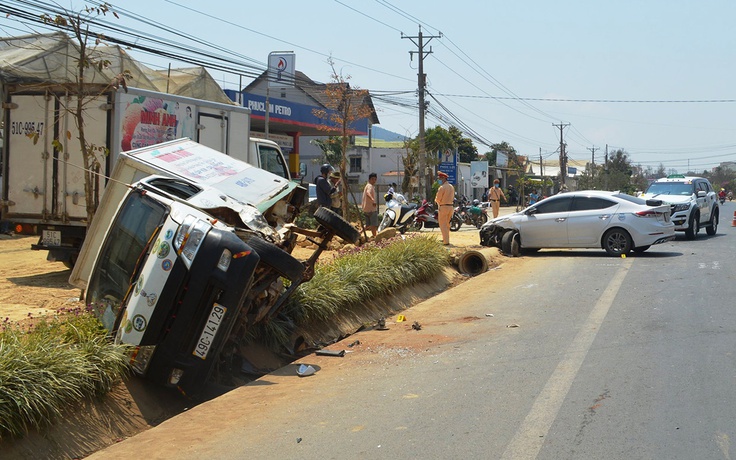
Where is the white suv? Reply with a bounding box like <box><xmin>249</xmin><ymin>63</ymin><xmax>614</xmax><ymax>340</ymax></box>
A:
<box><xmin>640</xmin><ymin>175</ymin><xmax>719</xmax><ymax>239</ymax></box>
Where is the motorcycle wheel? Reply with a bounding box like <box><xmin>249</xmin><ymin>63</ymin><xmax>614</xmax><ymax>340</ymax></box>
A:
<box><xmin>378</xmin><ymin>213</ymin><xmax>392</xmax><ymax>232</ymax></box>
<box><xmin>450</xmin><ymin>214</ymin><xmax>462</xmax><ymax>232</ymax></box>
<box><xmin>475</xmin><ymin>213</ymin><xmax>488</xmax><ymax>229</ymax></box>
<box><xmin>411</xmin><ymin>219</ymin><xmax>423</xmax><ymax>231</ymax></box>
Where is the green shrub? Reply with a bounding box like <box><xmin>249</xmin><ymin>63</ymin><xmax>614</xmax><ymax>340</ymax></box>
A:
<box><xmin>247</xmin><ymin>235</ymin><xmax>449</xmax><ymax>348</ymax></box>
<box><xmin>0</xmin><ymin>312</ymin><xmax>130</xmax><ymax>439</ymax></box>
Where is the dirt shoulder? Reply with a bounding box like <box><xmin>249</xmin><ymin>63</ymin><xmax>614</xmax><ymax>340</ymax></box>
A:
<box><xmin>0</xmin><ymin>227</ymin><xmax>499</xmax><ymax>459</ymax></box>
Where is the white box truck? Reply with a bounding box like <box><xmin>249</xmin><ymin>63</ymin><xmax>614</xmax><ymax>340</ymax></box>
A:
<box><xmin>69</xmin><ymin>138</ymin><xmax>359</xmax><ymax>396</ymax></box>
<box><xmin>1</xmin><ymin>86</ymin><xmax>290</xmax><ymax>266</ymax></box>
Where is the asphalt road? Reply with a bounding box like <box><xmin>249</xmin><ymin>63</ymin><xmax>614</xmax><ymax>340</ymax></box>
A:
<box><xmin>90</xmin><ymin>202</ymin><xmax>736</xmax><ymax>460</ymax></box>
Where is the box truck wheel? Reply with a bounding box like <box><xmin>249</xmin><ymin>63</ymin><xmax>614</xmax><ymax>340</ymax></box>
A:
<box><xmin>242</xmin><ymin>236</ymin><xmax>305</xmax><ymax>283</ymax></box>
<box><xmin>314</xmin><ymin>207</ymin><xmax>360</xmax><ymax>244</ymax></box>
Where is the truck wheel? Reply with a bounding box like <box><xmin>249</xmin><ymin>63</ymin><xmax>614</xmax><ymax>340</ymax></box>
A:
<box><xmin>242</xmin><ymin>236</ymin><xmax>305</xmax><ymax>282</ymax></box>
<box><xmin>685</xmin><ymin>211</ymin><xmax>699</xmax><ymax>240</ymax></box>
<box><xmin>706</xmin><ymin>208</ymin><xmax>718</xmax><ymax>236</ymax></box>
<box><xmin>314</xmin><ymin>207</ymin><xmax>360</xmax><ymax>244</ymax></box>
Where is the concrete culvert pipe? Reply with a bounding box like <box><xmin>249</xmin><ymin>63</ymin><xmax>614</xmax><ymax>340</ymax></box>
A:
<box><xmin>456</xmin><ymin>248</ymin><xmax>497</xmax><ymax>276</ymax></box>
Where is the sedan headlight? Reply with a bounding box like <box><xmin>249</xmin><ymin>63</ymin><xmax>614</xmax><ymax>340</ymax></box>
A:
<box><xmin>174</xmin><ymin>215</ymin><xmax>212</xmax><ymax>268</ymax></box>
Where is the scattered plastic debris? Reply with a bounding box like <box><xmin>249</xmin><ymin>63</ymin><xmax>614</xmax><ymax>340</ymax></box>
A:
<box><xmin>297</xmin><ymin>364</ymin><xmax>316</xmax><ymax>377</ymax></box>
<box><xmin>506</xmin><ymin>323</ymin><xmax>520</xmax><ymax>328</ymax></box>
<box><xmin>485</xmin><ymin>313</ymin><xmax>494</xmax><ymax>317</ymax></box>
<box><xmin>297</xmin><ymin>438</ymin><xmax>302</xmax><ymax>443</ymax></box>
<box><xmin>316</xmin><ymin>349</ymin><xmax>345</xmax><ymax>357</ymax></box>
<box><xmin>412</xmin><ymin>321</ymin><xmax>422</xmax><ymax>331</ymax></box>
<box><xmin>348</xmin><ymin>340</ymin><xmax>361</xmax><ymax>347</ymax></box>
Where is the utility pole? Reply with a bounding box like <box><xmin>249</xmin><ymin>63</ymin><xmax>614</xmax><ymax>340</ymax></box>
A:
<box><xmin>587</xmin><ymin>145</ymin><xmax>599</xmax><ymax>184</ymax></box>
<box><xmin>604</xmin><ymin>144</ymin><xmax>609</xmax><ymax>191</ymax></box>
<box><xmin>539</xmin><ymin>148</ymin><xmax>544</xmax><ymax>193</ymax></box>
<box><xmin>553</xmin><ymin>123</ymin><xmax>570</xmax><ymax>187</ymax></box>
<box><xmin>403</xmin><ymin>26</ymin><xmax>442</xmax><ymax>198</ymax></box>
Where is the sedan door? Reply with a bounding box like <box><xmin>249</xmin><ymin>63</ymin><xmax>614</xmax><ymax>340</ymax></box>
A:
<box><xmin>565</xmin><ymin>196</ymin><xmax>618</xmax><ymax>246</ymax></box>
<box><xmin>518</xmin><ymin>195</ymin><xmax>573</xmax><ymax>247</ymax></box>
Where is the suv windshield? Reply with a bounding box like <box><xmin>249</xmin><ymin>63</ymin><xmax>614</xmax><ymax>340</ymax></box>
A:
<box><xmin>646</xmin><ymin>181</ymin><xmax>694</xmax><ymax>196</ymax></box>
<box><xmin>87</xmin><ymin>192</ymin><xmax>167</xmax><ymax>331</ymax></box>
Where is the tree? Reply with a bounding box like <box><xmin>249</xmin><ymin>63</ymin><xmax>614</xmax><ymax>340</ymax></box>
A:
<box><xmin>448</xmin><ymin>126</ymin><xmax>478</xmax><ymax>163</ymax></box>
<box><xmin>312</xmin><ymin>58</ymin><xmax>374</xmax><ymax>217</ymax></box>
<box><xmin>312</xmin><ymin>136</ymin><xmax>343</xmax><ymax>167</ymax></box>
<box><xmin>37</xmin><ymin>3</ymin><xmax>129</xmax><ymax>227</ymax></box>
<box><xmin>413</xmin><ymin>125</ymin><xmax>457</xmax><ymax>193</ymax></box>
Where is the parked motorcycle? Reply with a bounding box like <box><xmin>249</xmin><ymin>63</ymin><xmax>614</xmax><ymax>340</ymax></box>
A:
<box><xmin>412</xmin><ymin>199</ymin><xmax>441</xmax><ymax>230</ymax></box>
<box><xmin>378</xmin><ymin>192</ymin><xmax>417</xmax><ymax>234</ymax></box>
<box><xmin>453</xmin><ymin>199</ymin><xmax>488</xmax><ymax>230</ymax></box>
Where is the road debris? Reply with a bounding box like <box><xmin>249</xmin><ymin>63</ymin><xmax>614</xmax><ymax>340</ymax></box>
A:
<box><xmin>316</xmin><ymin>349</ymin><xmax>345</xmax><ymax>357</ymax></box>
<box><xmin>348</xmin><ymin>340</ymin><xmax>361</xmax><ymax>347</ymax></box>
<box><xmin>485</xmin><ymin>313</ymin><xmax>494</xmax><ymax>317</ymax></box>
<box><xmin>297</xmin><ymin>364</ymin><xmax>316</xmax><ymax>377</ymax></box>
<box><xmin>412</xmin><ymin>321</ymin><xmax>422</xmax><ymax>331</ymax></box>
<box><xmin>376</xmin><ymin>317</ymin><xmax>389</xmax><ymax>330</ymax></box>
<box><xmin>506</xmin><ymin>323</ymin><xmax>520</xmax><ymax>328</ymax></box>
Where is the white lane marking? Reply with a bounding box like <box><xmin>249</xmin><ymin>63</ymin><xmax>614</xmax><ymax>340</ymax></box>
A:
<box><xmin>501</xmin><ymin>259</ymin><xmax>632</xmax><ymax>460</ymax></box>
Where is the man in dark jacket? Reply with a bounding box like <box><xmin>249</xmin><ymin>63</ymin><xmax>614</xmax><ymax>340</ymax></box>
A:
<box><xmin>315</xmin><ymin>164</ymin><xmax>335</xmax><ymax>209</ymax></box>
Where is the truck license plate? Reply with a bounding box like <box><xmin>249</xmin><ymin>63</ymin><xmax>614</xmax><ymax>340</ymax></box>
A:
<box><xmin>42</xmin><ymin>230</ymin><xmax>61</xmax><ymax>247</ymax></box>
<box><xmin>193</xmin><ymin>303</ymin><xmax>227</xmax><ymax>360</ymax></box>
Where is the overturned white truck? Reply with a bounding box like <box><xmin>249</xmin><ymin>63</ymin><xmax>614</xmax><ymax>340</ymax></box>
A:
<box><xmin>69</xmin><ymin>138</ymin><xmax>359</xmax><ymax>397</ymax></box>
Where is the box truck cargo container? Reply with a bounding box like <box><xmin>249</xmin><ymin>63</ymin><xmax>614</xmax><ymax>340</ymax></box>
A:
<box><xmin>1</xmin><ymin>86</ymin><xmax>290</xmax><ymax>267</ymax></box>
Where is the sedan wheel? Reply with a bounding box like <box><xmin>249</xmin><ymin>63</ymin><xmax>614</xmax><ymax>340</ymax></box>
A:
<box><xmin>501</xmin><ymin>230</ymin><xmax>520</xmax><ymax>257</ymax></box>
<box><xmin>603</xmin><ymin>228</ymin><xmax>632</xmax><ymax>256</ymax></box>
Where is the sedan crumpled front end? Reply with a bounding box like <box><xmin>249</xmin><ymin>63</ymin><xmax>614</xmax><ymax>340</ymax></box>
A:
<box><xmin>479</xmin><ymin>216</ymin><xmax>517</xmax><ymax>248</ymax></box>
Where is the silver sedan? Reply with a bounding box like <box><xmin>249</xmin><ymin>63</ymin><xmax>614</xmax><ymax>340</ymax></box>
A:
<box><xmin>479</xmin><ymin>190</ymin><xmax>676</xmax><ymax>256</ymax></box>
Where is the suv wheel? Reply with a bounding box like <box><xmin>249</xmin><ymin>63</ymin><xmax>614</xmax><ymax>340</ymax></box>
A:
<box><xmin>706</xmin><ymin>208</ymin><xmax>719</xmax><ymax>236</ymax></box>
<box><xmin>685</xmin><ymin>211</ymin><xmax>699</xmax><ymax>240</ymax></box>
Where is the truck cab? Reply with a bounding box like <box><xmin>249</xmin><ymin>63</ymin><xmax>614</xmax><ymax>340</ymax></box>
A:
<box><xmin>70</xmin><ymin>139</ymin><xmax>359</xmax><ymax>396</ymax></box>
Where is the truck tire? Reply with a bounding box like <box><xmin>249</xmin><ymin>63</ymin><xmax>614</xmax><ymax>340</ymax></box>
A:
<box><xmin>242</xmin><ymin>236</ymin><xmax>305</xmax><ymax>283</ymax></box>
<box><xmin>314</xmin><ymin>207</ymin><xmax>360</xmax><ymax>244</ymax></box>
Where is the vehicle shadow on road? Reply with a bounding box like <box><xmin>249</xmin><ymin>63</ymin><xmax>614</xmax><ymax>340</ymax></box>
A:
<box><xmin>523</xmin><ymin>249</ymin><xmax>683</xmax><ymax>258</ymax></box>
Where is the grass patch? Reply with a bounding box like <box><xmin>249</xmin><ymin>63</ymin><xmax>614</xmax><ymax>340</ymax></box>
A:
<box><xmin>250</xmin><ymin>234</ymin><xmax>450</xmax><ymax>348</ymax></box>
<box><xmin>0</xmin><ymin>311</ymin><xmax>130</xmax><ymax>440</ymax></box>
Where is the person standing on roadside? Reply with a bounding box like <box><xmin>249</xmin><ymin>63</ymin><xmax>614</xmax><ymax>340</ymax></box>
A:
<box><xmin>435</xmin><ymin>171</ymin><xmax>455</xmax><ymax>246</ymax></box>
<box><xmin>361</xmin><ymin>173</ymin><xmax>378</xmax><ymax>237</ymax></box>
<box><xmin>329</xmin><ymin>171</ymin><xmax>343</xmax><ymax>214</ymax></box>
<box><xmin>488</xmin><ymin>178</ymin><xmax>506</xmax><ymax>218</ymax></box>
<box><xmin>315</xmin><ymin>164</ymin><xmax>334</xmax><ymax>210</ymax></box>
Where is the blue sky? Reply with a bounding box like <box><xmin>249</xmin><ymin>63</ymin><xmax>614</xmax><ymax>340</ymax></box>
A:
<box><xmin>2</xmin><ymin>0</ymin><xmax>734</xmax><ymax>173</ymax></box>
